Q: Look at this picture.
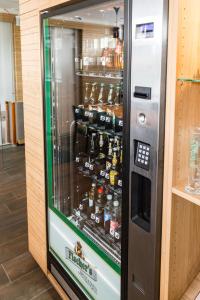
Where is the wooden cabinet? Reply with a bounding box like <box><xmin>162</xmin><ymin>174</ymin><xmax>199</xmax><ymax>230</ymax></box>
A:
<box><xmin>161</xmin><ymin>0</ymin><xmax>200</xmax><ymax>299</ymax></box>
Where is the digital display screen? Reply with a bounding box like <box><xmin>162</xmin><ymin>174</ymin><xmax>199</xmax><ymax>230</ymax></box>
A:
<box><xmin>135</xmin><ymin>22</ymin><xmax>154</xmax><ymax>39</ymax></box>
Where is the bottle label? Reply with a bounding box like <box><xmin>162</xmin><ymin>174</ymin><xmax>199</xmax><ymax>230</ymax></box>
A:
<box><xmin>76</xmin><ymin>210</ymin><xmax>81</xmax><ymax>217</ymax></box>
<box><xmin>105</xmin><ymin>172</ymin><xmax>110</xmax><ymax>180</ymax></box>
<box><xmin>75</xmin><ymin>108</ymin><xmax>80</xmax><ymax>114</ymax></box>
<box><xmin>85</xmin><ymin>162</ymin><xmax>90</xmax><ymax>169</ymax></box>
<box><xmin>95</xmin><ymin>206</ymin><xmax>100</xmax><ymax>214</ymax></box>
<box><xmin>100</xmin><ymin>115</ymin><xmax>106</xmax><ymax>122</ymax></box>
<box><xmin>89</xmin><ymin>198</ymin><xmax>93</xmax><ymax>207</ymax></box>
<box><xmin>100</xmin><ymin>170</ymin><xmax>106</xmax><ymax>177</ymax></box>
<box><xmin>89</xmin><ymin>111</ymin><xmax>93</xmax><ymax>117</ymax></box>
<box><xmin>75</xmin><ymin>157</ymin><xmax>80</xmax><ymax>163</ymax></box>
<box><xmin>110</xmin><ymin>170</ymin><xmax>118</xmax><ymax>185</ymax></box>
<box><xmin>101</xmin><ymin>57</ymin><xmax>106</xmax><ymax>66</ymax></box>
<box><xmin>84</xmin><ymin>110</ymin><xmax>89</xmax><ymax>117</ymax></box>
<box><xmin>119</xmin><ymin>120</ymin><xmax>123</xmax><ymax>127</ymax></box>
<box><xmin>118</xmin><ymin>179</ymin><xmax>122</xmax><ymax>187</ymax></box>
<box><xmin>89</xmin><ymin>164</ymin><xmax>94</xmax><ymax>171</ymax></box>
<box><xmin>105</xmin><ymin>116</ymin><xmax>112</xmax><ymax>123</ymax></box>
<box><xmin>112</xmin><ymin>155</ymin><xmax>118</xmax><ymax>166</ymax></box>
<box><xmin>95</xmin><ymin>216</ymin><xmax>100</xmax><ymax>224</ymax></box>
<box><xmin>110</xmin><ymin>221</ymin><xmax>119</xmax><ymax>236</ymax></box>
<box><xmin>115</xmin><ymin>231</ymin><xmax>120</xmax><ymax>240</ymax></box>
<box><xmin>83</xmin><ymin>57</ymin><xmax>90</xmax><ymax>66</ymax></box>
<box><xmin>106</xmin><ymin>161</ymin><xmax>111</xmax><ymax>170</ymax></box>
<box><xmin>104</xmin><ymin>212</ymin><xmax>111</xmax><ymax>222</ymax></box>
<box><xmin>91</xmin><ymin>213</ymin><xmax>95</xmax><ymax>220</ymax></box>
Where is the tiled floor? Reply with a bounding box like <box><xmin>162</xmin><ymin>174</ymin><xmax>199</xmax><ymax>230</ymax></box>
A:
<box><xmin>0</xmin><ymin>146</ymin><xmax>61</xmax><ymax>300</ymax></box>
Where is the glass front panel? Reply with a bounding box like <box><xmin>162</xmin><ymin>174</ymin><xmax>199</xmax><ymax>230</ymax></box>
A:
<box><xmin>44</xmin><ymin>1</ymin><xmax>124</xmax><ymax>299</ymax></box>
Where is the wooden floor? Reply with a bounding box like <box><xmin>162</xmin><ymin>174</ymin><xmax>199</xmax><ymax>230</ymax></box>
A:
<box><xmin>0</xmin><ymin>145</ymin><xmax>61</xmax><ymax>300</ymax></box>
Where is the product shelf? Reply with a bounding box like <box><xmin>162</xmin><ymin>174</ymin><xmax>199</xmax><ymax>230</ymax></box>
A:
<box><xmin>181</xmin><ymin>272</ymin><xmax>200</xmax><ymax>300</ymax></box>
<box><xmin>172</xmin><ymin>182</ymin><xmax>200</xmax><ymax>206</ymax></box>
<box><xmin>76</xmin><ymin>71</ymin><xmax>123</xmax><ymax>80</ymax></box>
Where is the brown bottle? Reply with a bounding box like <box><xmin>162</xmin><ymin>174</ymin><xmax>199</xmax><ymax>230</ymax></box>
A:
<box><xmin>95</xmin><ymin>187</ymin><xmax>105</xmax><ymax>226</ymax></box>
<box><xmin>104</xmin><ymin>138</ymin><xmax>114</xmax><ymax>181</ymax></box>
<box><xmin>109</xmin><ymin>150</ymin><xmax>119</xmax><ymax>186</ymax></box>
<box><xmin>110</xmin><ymin>200</ymin><xmax>121</xmax><ymax>237</ymax></box>
<box><xmin>95</xmin><ymin>132</ymin><xmax>106</xmax><ymax>177</ymax></box>
<box><xmin>79</xmin><ymin>192</ymin><xmax>89</xmax><ymax>214</ymax></box>
<box><xmin>88</xmin><ymin>183</ymin><xmax>96</xmax><ymax>218</ymax></box>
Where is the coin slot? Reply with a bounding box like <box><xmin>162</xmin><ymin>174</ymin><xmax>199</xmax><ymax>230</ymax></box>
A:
<box><xmin>134</xmin><ymin>86</ymin><xmax>151</xmax><ymax>100</ymax></box>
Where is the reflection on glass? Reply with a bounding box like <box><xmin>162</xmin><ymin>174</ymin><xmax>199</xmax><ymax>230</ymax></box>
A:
<box><xmin>185</xmin><ymin>128</ymin><xmax>200</xmax><ymax>194</ymax></box>
<box><xmin>47</xmin><ymin>1</ymin><xmax>124</xmax><ymax>268</ymax></box>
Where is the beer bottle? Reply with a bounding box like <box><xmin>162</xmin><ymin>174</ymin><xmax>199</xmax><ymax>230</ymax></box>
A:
<box><xmin>82</xmin><ymin>83</ymin><xmax>91</xmax><ymax>122</ymax></box>
<box><xmin>95</xmin><ymin>187</ymin><xmax>105</xmax><ymax>226</ymax></box>
<box><xmin>88</xmin><ymin>183</ymin><xmax>96</xmax><ymax>218</ymax></box>
<box><xmin>110</xmin><ymin>199</ymin><xmax>120</xmax><ymax>237</ymax></box>
<box><xmin>98</xmin><ymin>83</ymin><xmax>105</xmax><ymax>105</ymax></box>
<box><xmin>95</xmin><ymin>132</ymin><xmax>106</xmax><ymax>177</ymax></box>
<box><xmin>109</xmin><ymin>150</ymin><xmax>119</xmax><ymax>186</ymax></box>
<box><xmin>89</xmin><ymin>82</ymin><xmax>98</xmax><ymax>106</ymax></box>
<box><xmin>84</xmin><ymin>82</ymin><xmax>91</xmax><ymax>106</ymax></box>
<box><xmin>114</xmin><ymin>225</ymin><xmax>121</xmax><ymax>242</ymax></box>
<box><xmin>117</xmin><ymin>145</ymin><xmax>123</xmax><ymax>188</ymax></box>
<box><xmin>107</xmin><ymin>84</ymin><xmax>115</xmax><ymax>106</ymax></box>
<box><xmin>104</xmin><ymin>194</ymin><xmax>113</xmax><ymax>233</ymax></box>
<box><xmin>98</xmin><ymin>132</ymin><xmax>106</xmax><ymax>159</ymax></box>
<box><xmin>104</xmin><ymin>138</ymin><xmax>113</xmax><ymax>181</ymax></box>
<box><xmin>114</xmin><ymin>84</ymin><xmax>121</xmax><ymax>105</ymax></box>
<box><xmin>79</xmin><ymin>192</ymin><xmax>89</xmax><ymax>214</ymax></box>
<box><xmin>85</xmin><ymin>132</ymin><xmax>97</xmax><ymax>174</ymax></box>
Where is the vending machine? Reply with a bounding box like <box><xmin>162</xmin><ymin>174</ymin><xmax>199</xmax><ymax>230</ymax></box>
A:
<box><xmin>42</xmin><ymin>0</ymin><xmax>168</xmax><ymax>299</ymax></box>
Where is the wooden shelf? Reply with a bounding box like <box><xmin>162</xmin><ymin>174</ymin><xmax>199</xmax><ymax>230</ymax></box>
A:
<box><xmin>172</xmin><ymin>183</ymin><xmax>200</xmax><ymax>206</ymax></box>
<box><xmin>181</xmin><ymin>272</ymin><xmax>200</xmax><ymax>300</ymax></box>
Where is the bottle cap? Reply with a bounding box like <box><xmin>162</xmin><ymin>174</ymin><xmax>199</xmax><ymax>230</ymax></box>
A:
<box><xmin>107</xmin><ymin>194</ymin><xmax>113</xmax><ymax>201</ymax></box>
<box><xmin>113</xmin><ymin>200</ymin><xmax>119</xmax><ymax>207</ymax></box>
<box><xmin>98</xmin><ymin>187</ymin><xmax>103</xmax><ymax>194</ymax></box>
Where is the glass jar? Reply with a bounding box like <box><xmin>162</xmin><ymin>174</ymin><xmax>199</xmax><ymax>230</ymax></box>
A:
<box><xmin>185</xmin><ymin>127</ymin><xmax>200</xmax><ymax>194</ymax></box>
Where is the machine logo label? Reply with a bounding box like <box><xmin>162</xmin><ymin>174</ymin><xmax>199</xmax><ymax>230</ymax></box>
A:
<box><xmin>65</xmin><ymin>242</ymin><xmax>97</xmax><ymax>281</ymax></box>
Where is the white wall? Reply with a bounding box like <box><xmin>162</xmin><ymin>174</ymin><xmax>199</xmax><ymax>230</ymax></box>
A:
<box><xmin>0</xmin><ymin>21</ymin><xmax>15</xmax><ymax>145</ymax></box>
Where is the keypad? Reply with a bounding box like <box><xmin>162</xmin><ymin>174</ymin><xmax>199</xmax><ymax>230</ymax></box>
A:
<box><xmin>135</xmin><ymin>142</ymin><xmax>150</xmax><ymax>170</ymax></box>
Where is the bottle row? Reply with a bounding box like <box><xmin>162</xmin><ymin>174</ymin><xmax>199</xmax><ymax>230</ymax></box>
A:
<box><xmin>76</xmin><ymin>39</ymin><xmax>124</xmax><ymax>71</ymax></box>
<box><xmin>75</xmin><ymin>131</ymin><xmax>123</xmax><ymax>188</ymax></box>
<box><xmin>74</xmin><ymin>183</ymin><xmax>121</xmax><ymax>242</ymax></box>
<box><xmin>83</xmin><ymin>82</ymin><xmax>123</xmax><ymax>106</ymax></box>
<box><xmin>73</xmin><ymin>82</ymin><xmax>123</xmax><ymax>133</ymax></box>
<box><xmin>74</xmin><ymin>105</ymin><xmax>123</xmax><ymax>134</ymax></box>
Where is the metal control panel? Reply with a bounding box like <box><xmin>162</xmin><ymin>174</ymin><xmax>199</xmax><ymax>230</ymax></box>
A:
<box><xmin>135</xmin><ymin>141</ymin><xmax>151</xmax><ymax>170</ymax></box>
<box><xmin>128</xmin><ymin>0</ymin><xmax>168</xmax><ymax>299</ymax></box>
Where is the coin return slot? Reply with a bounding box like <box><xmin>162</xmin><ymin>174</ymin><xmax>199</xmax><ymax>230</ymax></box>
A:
<box><xmin>131</xmin><ymin>172</ymin><xmax>151</xmax><ymax>232</ymax></box>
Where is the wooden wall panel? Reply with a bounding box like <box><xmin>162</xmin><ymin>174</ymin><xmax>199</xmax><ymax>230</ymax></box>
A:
<box><xmin>168</xmin><ymin>196</ymin><xmax>200</xmax><ymax>300</ymax></box>
<box><xmin>19</xmin><ymin>0</ymin><xmax>70</xmax><ymax>296</ymax></box>
<box><xmin>160</xmin><ymin>0</ymin><xmax>179</xmax><ymax>298</ymax></box>
<box><xmin>13</xmin><ymin>22</ymin><xmax>23</xmax><ymax>101</ymax></box>
<box><xmin>0</xmin><ymin>13</ymin><xmax>15</xmax><ymax>22</ymax></box>
<box><xmin>173</xmin><ymin>0</ymin><xmax>200</xmax><ymax>187</ymax></box>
